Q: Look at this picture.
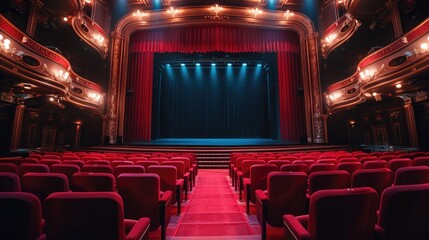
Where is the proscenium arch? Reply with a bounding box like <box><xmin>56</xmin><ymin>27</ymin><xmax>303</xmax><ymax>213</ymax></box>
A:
<box><xmin>106</xmin><ymin>6</ymin><xmax>324</xmax><ymax>144</ymax></box>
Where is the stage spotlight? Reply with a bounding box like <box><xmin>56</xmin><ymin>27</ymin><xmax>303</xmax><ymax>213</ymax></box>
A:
<box><xmin>257</xmin><ymin>64</ymin><xmax>262</xmax><ymax>67</ymax></box>
<box><xmin>166</xmin><ymin>64</ymin><xmax>170</xmax><ymax>67</ymax></box>
<box><xmin>181</xmin><ymin>63</ymin><xmax>185</xmax><ymax>66</ymax></box>
<box><xmin>227</xmin><ymin>63</ymin><xmax>232</xmax><ymax>66</ymax></box>
<box><xmin>211</xmin><ymin>63</ymin><xmax>216</xmax><ymax>66</ymax></box>
<box><xmin>242</xmin><ymin>63</ymin><xmax>247</xmax><ymax>66</ymax></box>
<box><xmin>196</xmin><ymin>63</ymin><xmax>200</xmax><ymax>66</ymax></box>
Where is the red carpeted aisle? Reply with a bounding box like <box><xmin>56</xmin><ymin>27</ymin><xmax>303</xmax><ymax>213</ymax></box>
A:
<box><xmin>171</xmin><ymin>169</ymin><xmax>258</xmax><ymax>239</ymax></box>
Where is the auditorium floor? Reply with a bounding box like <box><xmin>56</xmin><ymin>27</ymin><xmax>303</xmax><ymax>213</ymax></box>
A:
<box><xmin>150</xmin><ymin>169</ymin><xmax>284</xmax><ymax>240</ymax></box>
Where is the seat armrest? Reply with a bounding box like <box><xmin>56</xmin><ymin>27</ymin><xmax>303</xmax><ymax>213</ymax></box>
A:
<box><xmin>184</xmin><ymin>172</ymin><xmax>190</xmax><ymax>178</ymax></box>
<box><xmin>160</xmin><ymin>190</ymin><xmax>173</xmax><ymax>205</ymax></box>
<box><xmin>255</xmin><ymin>189</ymin><xmax>268</xmax><ymax>204</ymax></box>
<box><xmin>237</xmin><ymin>171</ymin><xmax>243</xmax><ymax>178</ymax></box>
<box><xmin>374</xmin><ymin>224</ymin><xmax>387</xmax><ymax>240</ymax></box>
<box><xmin>125</xmin><ymin>217</ymin><xmax>151</xmax><ymax>240</ymax></box>
<box><xmin>243</xmin><ymin>177</ymin><xmax>251</xmax><ymax>186</ymax></box>
<box><xmin>283</xmin><ymin>215</ymin><xmax>312</xmax><ymax>240</ymax></box>
<box><xmin>176</xmin><ymin>179</ymin><xmax>184</xmax><ymax>186</ymax></box>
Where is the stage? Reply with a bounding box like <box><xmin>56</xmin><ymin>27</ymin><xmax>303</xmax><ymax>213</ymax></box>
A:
<box><xmin>126</xmin><ymin>138</ymin><xmax>297</xmax><ymax>147</ymax></box>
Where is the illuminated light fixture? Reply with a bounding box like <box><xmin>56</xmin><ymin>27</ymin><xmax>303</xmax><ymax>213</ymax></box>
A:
<box><xmin>329</xmin><ymin>92</ymin><xmax>343</xmax><ymax>101</ymax></box>
<box><xmin>359</xmin><ymin>69</ymin><xmax>375</xmax><ymax>81</ymax></box>
<box><xmin>23</xmin><ymin>84</ymin><xmax>32</xmax><ymax>90</ymax></box>
<box><xmin>211</xmin><ymin>4</ymin><xmax>223</xmax><ymax>15</ymax></box>
<box><xmin>84</xmin><ymin>0</ymin><xmax>92</xmax><ymax>3</ymax></box>
<box><xmin>325</xmin><ymin>33</ymin><xmax>338</xmax><ymax>44</ymax></box>
<box><xmin>242</xmin><ymin>63</ymin><xmax>247</xmax><ymax>66</ymax></box>
<box><xmin>338</xmin><ymin>0</ymin><xmax>345</xmax><ymax>4</ymax></box>
<box><xmin>227</xmin><ymin>63</ymin><xmax>232</xmax><ymax>66</ymax></box>
<box><xmin>257</xmin><ymin>64</ymin><xmax>262</xmax><ymax>67</ymax></box>
<box><xmin>395</xmin><ymin>83</ymin><xmax>402</xmax><ymax>89</ymax></box>
<box><xmin>421</xmin><ymin>42</ymin><xmax>428</xmax><ymax>51</ymax></box>
<box><xmin>372</xmin><ymin>92</ymin><xmax>378</xmax><ymax>96</ymax></box>
<box><xmin>133</xmin><ymin>10</ymin><xmax>148</xmax><ymax>19</ymax></box>
<box><xmin>283</xmin><ymin>10</ymin><xmax>294</xmax><ymax>19</ymax></box>
<box><xmin>56</xmin><ymin>70</ymin><xmax>70</xmax><ymax>81</ymax></box>
<box><xmin>88</xmin><ymin>92</ymin><xmax>101</xmax><ymax>102</ymax></box>
<box><xmin>63</xmin><ymin>17</ymin><xmax>69</xmax><ymax>22</ymax></box>
<box><xmin>0</xmin><ymin>34</ymin><xmax>3</xmax><ymax>40</ymax></box>
<box><xmin>1</xmin><ymin>38</ymin><xmax>11</xmax><ymax>50</ymax></box>
<box><xmin>166</xmin><ymin>64</ymin><xmax>170</xmax><ymax>67</ymax></box>
<box><xmin>250</xmin><ymin>7</ymin><xmax>262</xmax><ymax>17</ymax></box>
<box><xmin>211</xmin><ymin>63</ymin><xmax>216</xmax><ymax>66</ymax></box>
<box><xmin>349</xmin><ymin>120</ymin><xmax>356</xmax><ymax>125</ymax></box>
<box><xmin>364</xmin><ymin>93</ymin><xmax>372</xmax><ymax>97</ymax></box>
<box><xmin>167</xmin><ymin>7</ymin><xmax>178</xmax><ymax>17</ymax></box>
<box><xmin>93</xmin><ymin>34</ymin><xmax>105</xmax><ymax>46</ymax></box>
<box><xmin>49</xmin><ymin>97</ymin><xmax>54</xmax><ymax>102</ymax></box>
<box><xmin>195</xmin><ymin>63</ymin><xmax>200</xmax><ymax>66</ymax></box>
<box><xmin>180</xmin><ymin>63</ymin><xmax>185</xmax><ymax>66</ymax></box>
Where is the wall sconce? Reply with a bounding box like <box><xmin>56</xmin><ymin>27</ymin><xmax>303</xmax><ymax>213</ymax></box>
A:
<box><xmin>167</xmin><ymin>7</ymin><xmax>179</xmax><ymax>17</ymax></box>
<box><xmin>283</xmin><ymin>10</ymin><xmax>294</xmax><ymax>19</ymax></box>
<box><xmin>250</xmin><ymin>8</ymin><xmax>262</xmax><ymax>17</ymax></box>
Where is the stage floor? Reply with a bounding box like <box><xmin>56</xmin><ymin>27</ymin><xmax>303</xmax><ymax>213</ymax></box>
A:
<box><xmin>127</xmin><ymin>138</ymin><xmax>297</xmax><ymax>147</ymax></box>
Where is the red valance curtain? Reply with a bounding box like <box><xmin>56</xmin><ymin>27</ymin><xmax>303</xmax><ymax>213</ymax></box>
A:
<box><xmin>125</xmin><ymin>26</ymin><xmax>303</xmax><ymax>142</ymax></box>
<box><xmin>129</xmin><ymin>26</ymin><xmax>300</xmax><ymax>53</ymax></box>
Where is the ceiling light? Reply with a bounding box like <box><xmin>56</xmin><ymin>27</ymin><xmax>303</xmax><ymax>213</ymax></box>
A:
<box><xmin>395</xmin><ymin>83</ymin><xmax>402</xmax><ymax>89</ymax></box>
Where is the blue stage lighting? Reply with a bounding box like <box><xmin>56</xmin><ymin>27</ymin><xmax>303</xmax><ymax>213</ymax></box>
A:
<box><xmin>181</xmin><ymin>63</ymin><xmax>185</xmax><ymax>67</ymax></box>
<box><xmin>227</xmin><ymin>63</ymin><xmax>232</xmax><ymax>66</ymax></box>
<box><xmin>196</xmin><ymin>63</ymin><xmax>200</xmax><ymax>66</ymax></box>
<box><xmin>242</xmin><ymin>63</ymin><xmax>247</xmax><ymax>66</ymax></box>
<box><xmin>257</xmin><ymin>64</ymin><xmax>262</xmax><ymax>67</ymax></box>
<box><xmin>211</xmin><ymin>63</ymin><xmax>216</xmax><ymax>66</ymax></box>
<box><xmin>166</xmin><ymin>64</ymin><xmax>170</xmax><ymax>67</ymax></box>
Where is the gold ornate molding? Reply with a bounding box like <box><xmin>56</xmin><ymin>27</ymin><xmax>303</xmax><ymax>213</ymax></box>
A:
<box><xmin>326</xmin><ymin>17</ymin><xmax>429</xmax><ymax>112</ymax></box>
<box><xmin>70</xmin><ymin>11</ymin><xmax>109</xmax><ymax>59</ymax></box>
<box><xmin>0</xmin><ymin>14</ymin><xmax>104</xmax><ymax>112</ymax></box>
<box><xmin>321</xmin><ymin>13</ymin><xmax>361</xmax><ymax>58</ymax></box>
<box><xmin>107</xmin><ymin>6</ymin><xmax>324</xmax><ymax>143</ymax></box>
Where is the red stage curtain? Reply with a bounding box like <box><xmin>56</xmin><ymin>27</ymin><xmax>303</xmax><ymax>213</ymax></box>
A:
<box><xmin>125</xmin><ymin>26</ymin><xmax>303</xmax><ymax>142</ymax></box>
<box><xmin>277</xmin><ymin>52</ymin><xmax>306</xmax><ymax>142</ymax></box>
<box><xmin>125</xmin><ymin>52</ymin><xmax>154</xmax><ymax>141</ymax></box>
<box><xmin>130</xmin><ymin>26</ymin><xmax>300</xmax><ymax>53</ymax></box>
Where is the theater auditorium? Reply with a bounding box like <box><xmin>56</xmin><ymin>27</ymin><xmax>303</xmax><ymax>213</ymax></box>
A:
<box><xmin>1</xmin><ymin>0</ymin><xmax>429</xmax><ymax>239</ymax></box>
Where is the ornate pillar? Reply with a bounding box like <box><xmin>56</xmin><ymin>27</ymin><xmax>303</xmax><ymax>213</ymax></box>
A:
<box><xmin>306</xmin><ymin>31</ymin><xmax>325</xmax><ymax>143</ymax></box>
<box><xmin>403</xmin><ymin>98</ymin><xmax>419</xmax><ymax>149</ymax></box>
<box><xmin>26</xmin><ymin>0</ymin><xmax>40</xmax><ymax>37</ymax></box>
<box><xmin>105</xmin><ymin>31</ymin><xmax>124</xmax><ymax>144</ymax></box>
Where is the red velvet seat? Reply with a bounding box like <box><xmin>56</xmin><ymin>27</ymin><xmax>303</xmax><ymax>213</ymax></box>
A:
<box><xmin>0</xmin><ymin>172</ymin><xmax>21</xmax><ymax>192</ymax></box>
<box><xmin>316</xmin><ymin>159</ymin><xmax>337</xmax><ymax>164</ymax></box>
<box><xmin>147</xmin><ymin>165</ymin><xmax>184</xmax><ymax>214</ymax></box>
<box><xmin>336</xmin><ymin>161</ymin><xmax>362</xmax><ymax>175</ymax></box>
<box><xmin>61</xmin><ymin>155</ymin><xmax>80</xmax><ymax>161</ymax></box>
<box><xmin>256</xmin><ymin>172</ymin><xmax>308</xmax><ymax>240</ymax></box>
<box><xmin>62</xmin><ymin>160</ymin><xmax>85</xmax><ymax>168</ymax></box>
<box><xmin>39</xmin><ymin>159</ymin><xmax>62</xmax><ymax>167</ymax></box>
<box><xmin>387</xmin><ymin>158</ymin><xmax>412</xmax><ymax>174</ymax></box>
<box><xmin>308</xmin><ymin>163</ymin><xmax>336</xmax><ymax>174</ymax></box>
<box><xmin>377</xmin><ymin>184</ymin><xmax>429</xmax><ymax>240</ymax></box>
<box><xmin>0</xmin><ymin>192</ymin><xmax>42</xmax><ymax>240</ymax></box>
<box><xmin>117</xmin><ymin>173</ymin><xmax>172</xmax><ymax>240</ymax></box>
<box><xmin>243</xmin><ymin>164</ymin><xmax>279</xmax><ymax>214</ymax></box>
<box><xmin>0</xmin><ymin>163</ymin><xmax>19</xmax><ymax>175</ymax></box>
<box><xmin>80</xmin><ymin>155</ymin><xmax>101</xmax><ymax>161</ymax></box>
<box><xmin>114</xmin><ymin>165</ymin><xmax>145</xmax><ymax>179</ymax></box>
<box><xmin>81</xmin><ymin>164</ymin><xmax>113</xmax><ymax>174</ymax></box>
<box><xmin>71</xmin><ymin>172</ymin><xmax>115</xmax><ymax>192</ymax></box>
<box><xmin>18</xmin><ymin>163</ymin><xmax>49</xmax><ymax>177</ymax></box>
<box><xmin>379</xmin><ymin>155</ymin><xmax>397</xmax><ymax>162</ymax></box>
<box><xmin>50</xmin><ymin>164</ymin><xmax>80</xmax><ymax>183</ymax></box>
<box><xmin>360</xmin><ymin>156</ymin><xmax>379</xmax><ymax>164</ymax></box>
<box><xmin>363</xmin><ymin>160</ymin><xmax>387</xmax><ymax>169</ymax></box>
<box><xmin>292</xmin><ymin>160</ymin><xmax>315</xmax><ymax>167</ymax></box>
<box><xmin>283</xmin><ymin>187</ymin><xmax>378</xmax><ymax>240</ymax></box>
<box><xmin>41</xmin><ymin>154</ymin><xmax>61</xmax><ymax>160</ymax></box>
<box><xmin>280</xmin><ymin>163</ymin><xmax>308</xmax><ymax>173</ymax></box>
<box><xmin>135</xmin><ymin>161</ymin><xmax>159</xmax><ymax>170</ymax></box>
<box><xmin>412</xmin><ymin>156</ymin><xmax>429</xmax><ymax>167</ymax></box>
<box><xmin>41</xmin><ymin>192</ymin><xmax>150</xmax><ymax>240</ymax></box>
<box><xmin>232</xmin><ymin>156</ymin><xmax>255</xmax><ymax>190</ymax></box>
<box><xmin>351</xmin><ymin>168</ymin><xmax>393</xmax><ymax>203</ymax></box>
<box><xmin>21</xmin><ymin>173</ymin><xmax>69</xmax><ymax>210</ymax></box>
<box><xmin>111</xmin><ymin>160</ymin><xmax>134</xmax><ymax>169</ymax></box>
<box><xmin>150</xmin><ymin>156</ymin><xmax>169</xmax><ymax>164</ymax></box>
<box><xmin>237</xmin><ymin>160</ymin><xmax>265</xmax><ymax>201</ymax></box>
<box><xmin>393</xmin><ymin>166</ymin><xmax>429</xmax><ymax>185</ymax></box>
<box><xmin>307</xmin><ymin>170</ymin><xmax>351</xmax><ymax>196</ymax></box>
<box><xmin>161</xmin><ymin>161</ymin><xmax>190</xmax><ymax>200</ymax></box>
<box><xmin>170</xmin><ymin>156</ymin><xmax>194</xmax><ymax>190</ymax></box>
<box><xmin>267</xmin><ymin>160</ymin><xmax>291</xmax><ymax>169</ymax></box>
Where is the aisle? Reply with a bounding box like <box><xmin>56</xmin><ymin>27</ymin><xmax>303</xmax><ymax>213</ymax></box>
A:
<box><xmin>171</xmin><ymin>169</ymin><xmax>259</xmax><ymax>239</ymax></box>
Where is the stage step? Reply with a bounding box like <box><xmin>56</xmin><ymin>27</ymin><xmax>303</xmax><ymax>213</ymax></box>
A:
<box><xmin>195</xmin><ymin>153</ymin><xmax>230</xmax><ymax>169</ymax></box>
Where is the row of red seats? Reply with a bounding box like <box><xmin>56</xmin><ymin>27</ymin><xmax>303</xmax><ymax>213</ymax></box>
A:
<box><xmin>239</xmin><ymin>165</ymin><xmax>429</xmax><ymax>240</ymax></box>
<box><xmin>0</xmin><ymin>173</ymin><xmax>177</xmax><ymax>239</ymax></box>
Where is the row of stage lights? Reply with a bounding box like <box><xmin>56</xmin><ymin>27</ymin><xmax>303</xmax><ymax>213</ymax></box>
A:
<box><xmin>165</xmin><ymin>63</ymin><xmax>264</xmax><ymax>67</ymax></box>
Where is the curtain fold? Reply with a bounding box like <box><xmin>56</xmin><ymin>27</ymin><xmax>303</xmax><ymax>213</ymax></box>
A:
<box><xmin>130</xmin><ymin>26</ymin><xmax>300</xmax><ymax>53</ymax></box>
<box><xmin>125</xmin><ymin>52</ymin><xmax>154</xmax><ymax>141</ymax></box>
<box><xmin>277</xmin><ymin>52</ymin><xmax>306</xmax><ymax>142</ymax></box>
<box><xmin>125</xmin><ymin>26</ymin><xmax>303</xmax><ymax>142</ymax></box>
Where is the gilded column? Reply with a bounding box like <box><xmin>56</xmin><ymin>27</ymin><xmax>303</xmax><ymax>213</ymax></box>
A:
<box><xmin>307</xmin><ymin>31</ymin><xmax>325</xmax><ymax>143</ymax></box>
<box><xmin>403</xmin><ymin>98</ymin><xmax>419</xmax><ymax>149</ymax></box>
